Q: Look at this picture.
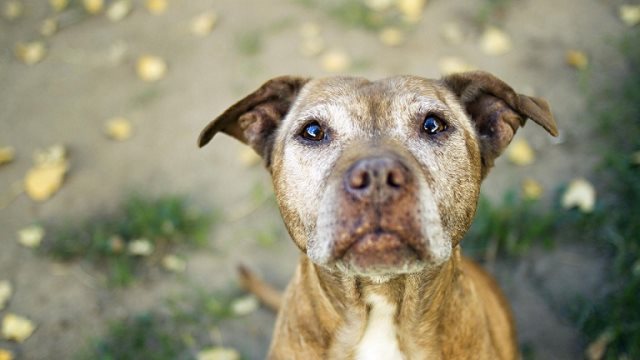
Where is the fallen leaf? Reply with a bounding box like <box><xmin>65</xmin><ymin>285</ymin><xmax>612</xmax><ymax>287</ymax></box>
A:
<box><xmin>104</xmin><ymin>117</ymin><xmax>133</xmax><ymax>141</ymax></box>
<box><xmin>239</xmin><ymin>147</ymin><xmax>261</xmax><ymax>167</ymax></box>
<box><xmin>507</xmin><ymin>138</ymin><xmax>535</xmax><ymax>166</ymax></box>
<box><xmin>632</xmin><ymin>150</ymin><xmax>640</xmax><ymax>165</ymax></box>
<box><xmin>378</xmin><ymin>27</ymin><xmax>405</xmax><ymax>47</ymax></box>
<box><xmin>109</xmin><ymin>236</ymin><xmax>124</xmax><ymax>254</ymax></box>
<box><xmin>396</xmin><ymin>0</ymin><xmax>426</xmax><ymax>23</ymax></box>
<box><xmin>231</xmin><ymin>295</ymin><xmax>258</xmax><ymax>316</ymax></box>
<box><xmin>145</xmin><ymin>0</ymin><xmax>167</xmax><ymax>15</ymax></box>
<box><xmin>0</xmin><ymin>147</ymin><xmax>15</xmax><ymax>166</ymax></box>
<box><xmin>365</xmin><ymin>0</ymin><xmax>393</xmax><ymax>11</ymax></box>
<box><xmin>49</xmin><ymin>0</ymin><xmax>68</xmax><ymax>12</ymax></box>
<box><xmin>2</xmin><ymin>1</ymin><xmax>22</xmax><ymax>20</ymax></box>
<box><xmin>521</xmin><ymin>178</ymin><xmax>543</xmax><ymax>200</ymax></box>
<box><xmin>128</xmin><ymin>238</ymin><xmax>154</xmax><ymax>256</ymax></box>
<box><xmin>190</xmin><ymin>11</ymin><xmax>218</xmax><ymax>36</ymax></box>
<box><xmin>562</xmin><ymin>178</ymin><xmax>596</xmax><ymax>213</ymax></box>
<box><xmin>441</xmin><ymin>22</ymin><xmax>464</xmax><ymax>45</ymax></box>
<box><xmin>585</xmin><ymin>330</ymin><xmax>613</xmax><ymax>360</ymax></box>
<box><xmin>17</xmin><ymin>225</ymin><xmax>45</xmax><ymax>248</ymax></box>
<box><xmin>438</xmin><ymin>56</ymin><xmax>475</xmax><ymax>75</ymax></box>
<box><xmin>83</xmin><ymin>0</ymin><xmax>104</xmax><ymax>14</ymax></box>
<box><xmin>162</xmin><ymin>255</ymin><xmax>186</xmax><ymax>273</ymax></box>
<box><xmin>106</xmin><ymin>0</ymin><xmax>132</xmax><ymax>22</ymax></box>
<box><xmin>566</xmin><ymin>50</ymin><xmax>588</xmax><ymax>70</ymax></box>
<box><xmin>480</xmin><ymin>26</ymin><xmax>512</xmax><ymax>56</ymax></box>
<box><xmin>0</xmin><ymin>349</ymin><xmax>14</xmax><ymax>360</ymax></box>
<box><xmin>1</xmin><ymin>314</ymin><xmax>36</xmax><ymax>343</ymax></box>
<box><xmin>136</xmin><ymin>55</ymin><xmax>167</xmax><ymax>82</ymax></box>
<box><xmin>24</xmin><ymin>161</ymin><xmax>68</xmax><ymax>201</ymax></box>
<box><xmin>197</xmin><ymin>347</ymin><xmax>240</xmax><ymax>360</ymax></box>
<box><xmin>619</xmin><ymin>5</ymin><xmax>640</xmax><ymax>27</ymax></box>
<box><xmin>0</xmin><ymin>281</ymin><xmax>12</xmax><ymax>310</ymax></box>
<box><xmin>40</xmin><ymin>18</ymin><xmax>58</xmax><ymax>37</ymax></box>
<box><xmin>321</xmin><ymin>50</ymin><xmax>351</xmax><ymax>73</ymax></box>
<box><xmin>15</xmin><ymin>42</ymin><xmax>47</xmax><ymax>65</ymax></box>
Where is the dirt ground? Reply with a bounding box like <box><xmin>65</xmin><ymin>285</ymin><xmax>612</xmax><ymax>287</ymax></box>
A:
<box><xmin>0</xmin><ymin>0</ymin><xmax>631</xmax><ymax>358</ymax></box>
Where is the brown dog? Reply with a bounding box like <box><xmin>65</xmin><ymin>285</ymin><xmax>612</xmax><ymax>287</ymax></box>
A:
<box><xmin>199</xmin><ymin>71</ymin><xmax>557</xmax><ymax>359</ymax></box>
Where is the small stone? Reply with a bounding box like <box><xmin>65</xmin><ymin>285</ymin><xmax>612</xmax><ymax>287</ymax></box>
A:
<box><xmin>566</xmin><ymin>50</ymin><xmax>588</xmax><ymax>70</ymax></box>
<box><xmin>378</xmin><ymin>27</ymin><xmax>405</xmax><ymax>47</ymax></box>
<box><xmin>507</xmin><ymin>138</ymin><xmax>535</xmax><ymax>166</ymax></box>
<box><xmin>104</xmin><ymin>117</ymin><xmax>133</xmax><ymax>141</ymax></box>
<box><xmin>562</xmin><ymin>178</ymin><xmax>596</xmax><ymax>213</ymax></box>
<box><xmin>128</xmin><ymin>238</ymin><xmax>154</xmax><ymax>256</ymax></box>
<box><xmin>480</xmin><ymin>26</ymin><xmax>512</xmax><ymax>56</ymax></box>
<box><xmin>40</xmin><ymin>18</ymin><xmax>58</xmax><ymax>37</ymax></box>
<box><xmin>521</xmin><ymin>178</ymin><xmax>543</xmax><ymax>200</ymax></box>
<box><xmin>0</xmin><ymin>147</ymin><xmax>15</xmax><ymax>166</ymax></box>
<box><xmin>145</xmin><ymin>0</ymin><xmax>167</xmax><ymax>15</ymax></box>
<box><xmin>2</xmin><ymin>1</ymin><xmax>23</xmax><ymax>20</ymax></box>
<box><xmin>162</xmin><ymin>255</ymin><xmax>186</xmax><ymax>273</ymax></box>
<box><xmin>190</xmin><ymin>11</ymin><xmax>218</xmax><ymax>36</ymax></box>
<box><xmin>15</xmin><ymin>42</ymin><xmax>47</xmax><ymax>65</ymax></box>
<box><xmin>197</xmin><ymin>347</ymin><xmax>241</xmax><ymax>360</ymax></box>
<box><xmin>49</xmin><ymin>0</ymin><xmax>68</xmax><ymax>12</ymax></box>
<box><xmin>106</xmin><ymin>0</ymin><xmax>132</xmax><ymax>22</ymax></box>
<box><xmin>0</xmin><ymin>281</ymin><xmax>12</xmax><ymax>310</ymax></box>
<box><xmin>619</xmin><ymin>5</ymin><xmax>640</xmax><ymax>27</ymax></box>
<box><xmin>320</xmin><ymin>50</ymin><xmax>351</xmax><ymax>73</ymax></box>
<box><xmin>83</xmin><ymin>0</ymin><xmax>104</xmax><ymax>14</ymax></box>
<box><xmin>17</xmin><ymin>225</ymin><xmax>45</xmax><ymax>248</ymax></box>
<box><xmin>438</xmin><ymin>56</ymin><xmax>475</xmax><ymax>75</ymax></box>
<box><xmin>136</xmin><ymin>55</ymin><xmax>167</xmax><ymax>82</ymax></box>
<box><xmin>1</xmin><ymin>314</ymin><xmax>36</xmax><ymax>343</ymax></box>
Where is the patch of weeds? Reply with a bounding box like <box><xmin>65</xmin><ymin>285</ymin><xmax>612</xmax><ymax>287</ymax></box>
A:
<box><xmin>463</xmin><ymin>192</ymin><xmax>556</xmax><ymax>260</ymax></box>
<box><xmin>476</xmin><ymin>0</ymin><xmax>513</xmax><ymax>26</ymax></box>
<box><xmin>44</xmin><ymin>194</ymin><xmax>214</xmax><ymax>286</ymax></box>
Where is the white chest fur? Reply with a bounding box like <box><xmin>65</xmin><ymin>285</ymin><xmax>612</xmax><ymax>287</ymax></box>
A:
<box><xmin>355</xmin><ymin>294</ymin><xmax>405</xmax><ymax>360</ymax></box>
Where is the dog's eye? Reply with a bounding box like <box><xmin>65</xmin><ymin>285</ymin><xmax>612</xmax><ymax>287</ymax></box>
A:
<box><xmin>301</xmin><ymin>121</ymin><xmax>325</xmax><ymax>141</ymax></box>
<box><xmin>422</xmin><ymin>115</ymin><xmax>448</xmax><ymax>135</ymax></box>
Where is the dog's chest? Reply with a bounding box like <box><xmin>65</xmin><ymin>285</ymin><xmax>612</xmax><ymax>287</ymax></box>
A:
<box><xmin>355</xmin><ymin>294</ymin><xmax>405</xmax><ymax>360</ymax></box>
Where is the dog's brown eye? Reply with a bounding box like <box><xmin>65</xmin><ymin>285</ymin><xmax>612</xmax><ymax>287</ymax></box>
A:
<box><xmin>423</xmin><ymin>115</ymin><xmax>447</xmax><ymax>135</ymax></box>
<box><xmin>301</xmin><ymin>121</ymin><xmax>325</xmax><ymax>141</ymax></box>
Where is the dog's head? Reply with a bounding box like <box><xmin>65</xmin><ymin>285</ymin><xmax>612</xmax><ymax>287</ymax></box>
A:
<box><xmin>199</xmin><ymin>72</ymin><xmax>557</xmax><ymax>277</ymax></box>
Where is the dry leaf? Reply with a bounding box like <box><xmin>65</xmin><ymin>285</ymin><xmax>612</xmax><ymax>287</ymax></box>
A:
<box><xmin>632</xmin><ymin>150</ymin><xmax>640</xmax><ymax>165</ymax></box>
<box><xmin>128</xmin><ymin>238</ymin><xmax>154</xmax><ymax>256</ymax></box>
<box><xmin>441</xmin><ymin>22</ymin><xmax>464</xmax><ymax>45</ymax></box>
<box><xmin>106</xmin><ymin>0</ymin><xmax>132</xmax><ymax>22</ymax></box>
<box><xmin>566</xmin><ymin>50</ymin><xmax>588</xmax><ymax>70</ymax></box>
<box><xmin>365</xmin><ymin>0</ymin><xmax>393</xmax><ymax>11</ymax></box>
<box><xmin>136</xmin><ymin>55</ymin><xmax>167</xmax><ymax>82</ymax></box>
<box><xmin>24</xmin><ymin>162</ymin><xmax>68</xmax><ymax>201</ymax></box>
<box><xmin>396</xmin><ymin>0</ymin><xmax>426</xmax><ymax>23</ymax></box>
<box><xmin>1</xmin><ymin>314</ymin><xmax>36</xmax><ymax>343</ymax></box>
<box><xmin>480</xmin><ymin>26</ymin><xmax>512</xmax><ymax>56</ymax></box>
<box><xmin>585</xmin><ymin>331</ymin><xmax>613</xmax><ymax>360</ymax></box>
<box><xmin>239</xmin><ymin>147</ymin><xmax>261</xmax><ymax>167</ymax></box>
<box><xmin>562</xmin><ymin>178</ymin><xmax>596</xmax><ymax>213</ymax></box>
<box><xmin>104</xmin><ymin>117</ymin><xmax>133</xmax><ymax>141</ymax></box>
<box><xmin>321</xmin><ymin>50</ymin><xmax>351</xmax><ymax>73</ymax></box>
<box><xmin>197</xmin><ymin>347</ymin><xmax>241</xmax><ymax>360</ymax></box>
<box><xmin>0</xmin><ymin>281</ymin><xmax>12</xmax><ymax>311</ymax></box>
<box><xmin>18</xmin><ymin>225</ymin><xmax>45</xmax><ymax>248</ymax></box>
<box><xmin>0</xmin><ymin>147</ymin><xmax>15</xmax><ymax>166</ymax></box>
<box><xmin>83</xmin><ymin>0</ymin><xmax>104</xmax><ymax>14</ymax></box>
<box><xmin>438</xmin><ymin>56</ymin><xmax>475</xmax><ymax>75</ymax></box>
<box><xmin>49</xmin><ymin>0</ymin><xmax>68</xmax><ymax>12</ymax></box>
<box><xmin>2</xmin><ymin>1</ymin><xmax>23</xmax><ymax>20</ymax></box>
<box><xmin>145</xmin><ymin>0</ymin><xmax>167</xmax><ymax>15</ymax></box>
<box><xmin>109</xmin><ymin>236</ymin><xmax>124</xmax><ymax>254</ymax></box>
<box><xmin>190</xmin><ymin>11</ymin><xmax>218</xmax><ymax>36</ymax></box>
<box><xmin>521</xmin><ymin>178</ymin><xmax>543</xmax><ymax>200</ymax></box>
<box><xmin>162</xmin><ymin>255</ymin><xmax>186</xmax><ymax>273</ymax></box>
<box><xmin>620</xmin><ymin>5</ymin><xmax>640</xmax><ymax>27</ymax></box>
<box><xmin>231</xmin><ymin>295</ymin><xmax>258</xmax><ymax>316</ymax></box>
<box><xmin>15</xmin><ymin>42</ymin><xmax>47</xmax><ymax>66</ymax></box>
<box><xmin>379</xmin><ymin>27</ymin><xmax>405</xmax><ymax>47</ymax></box>
<box><xmin>507</xmin><ymin>138</ymin><xmax>535</xmax><ymax>166</ymax></box>
<box><xmin>0</xmin><ymin>349</ymin><xmax>13</xmax><ymax>360</ymax></box>
<box><xmin>40</xmin><ymin>18</ymin><xmax>58</xmax><ymax>37</ymax></box>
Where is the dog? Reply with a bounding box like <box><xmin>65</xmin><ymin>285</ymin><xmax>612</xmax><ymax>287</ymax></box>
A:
<box><xmin>198</xmin><ymin>71</ymin><xmax>557</xmax><ymax>359</ymax></box>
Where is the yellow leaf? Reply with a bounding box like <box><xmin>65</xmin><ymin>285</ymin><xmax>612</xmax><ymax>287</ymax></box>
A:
<box><xmin>145</xmin><ymin>0</ymin><xmax>167</xmax><ymax>15</ymax></box>
<box><xmin>40</xmin><ymin>18</ymin><xmax>58</xmax><ymax>37</ymax></box>
<box><xmin>0</xmin><ymin>281</ymin><xmax>12</xmax><ymax>311</ymax></box>
<box><xmin>17</xmin><ymin>225</ymin><xmax>45</xmax><ymax>248</ymax></box>
<box><xmin>1</xmin><ymin>314</ymin><xmax>36</xmax><ymax>343</ymax></box>
<box><xmin>320</xmin><ymin>50</ymin><xmax>351</xmax><ymax>73</ymax></box>
<box><xmin>562</xmin><ymin>178</ymin><xmax>596</xmax><ymax>213</ymax></box>
<box><xmin>49</xmin><ymin>0</ymin><xmax>69</xmax><ymax>12</ymax></box>
<box><xmin>162</xmin><ymin>255</ymin><xmax>186</xmax><ymax>273</ymax></box>
<box><xmin>106</xmin><ymin>0</ymin><xmax>132</xmax><ymax>22</ymax></box>
<box><xmin>231</xmin><ymin>295</ymin><xmax>258</xmax><ymax>316</ymax></box>
<box><xmin>438</xmin><ymin>56</ymin><xmax>475</xmax><ymax>75</ymax></box>
<box><xmin>566</xmin><ymin>50</ymin><xmax>588</xmax><ymax>70</ymax></box>
<box><xmin>104</xmin><ymin>117</ymin><xmax>133</xmax><ymax>141</ymax></box>
<box><xmin>480</xmin><ymin>26</ymin><xmax>512</xmax><ymax>56</ymax></box>
<box><xmin>0</xmin><ymin>349</ymin><xmax>14</xmax><ymax>360</ymax></box>
<box><xmin>521</xmin><ymin>178</ymin><xmax>543</xmax><ymax>200</ymax></box>
<box><xmin>197</xmin><ymin>347</ymin><xmax>240</xmax><ymax>360</ymax></box>
<box><xmin>378</xmin><ymin>27</ymin><xmax>405</xmax><ymax>47</ymax></box>
<box><xmin>619</xmin><ymin>5</ymin><xmax>640</xmax><ymax>27</ymax></box>
<box><xmin>136</xmin><ymin>55</ymin><xmax>167</xmax><ymax>82</ymax></box>
<box><xmin>0</xmin><ymin>147</ymin><xmax>15</xmax><ymax>166</ymax></box>
<box><xmin>15</xmin><ymin>42</ymin><xmax>47</xmax><ymax>66</ymax></box>
<box><xmin>2</xmin><ymin>1</ymin><xmax>23</xmax><ymax>20</ymax></box>
<box><xmin>83</xmin><ymin>0</ymin><xmax>104</xmax><ymax>14</ymax></box>
<box><xmin>396</xmin><ymin>0</ymin><xmax>426</xmax><ymax>23</ymax></box>
<box><xmin>128</xmin><ymin>238</ymin><xmax>154</xmax><ymax>256</ymax></box>
<box><xmin>190</xmin><ymin>11</ymin><xmax>218</xmax><ymax>36</ymax></box>
<box><xmin>507</xmin><ymin>138</ymin><xmax>535</xmax><ymax>166</ymax></box>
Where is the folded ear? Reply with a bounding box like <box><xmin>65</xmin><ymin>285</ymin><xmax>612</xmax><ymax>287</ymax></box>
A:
<box><xmin>198</xmin><ymin>76</ymin><xmax>310</xmax><ymax>160</ymax></box>
<box><xmin>441</xmin><ymin>71</ymin><xmax>558</xmax><ymax>178</ymax></box>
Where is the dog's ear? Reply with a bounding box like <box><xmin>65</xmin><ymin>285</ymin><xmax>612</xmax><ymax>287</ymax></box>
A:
<box><xmin>441</xmin><ymin>71</ymin><xmax>558</xmax><ymax>177</ymax></box>
<box><xmin>198</xmin><ymin>76</ymin><xmax>309</xmax><ymax>159</ymax></box>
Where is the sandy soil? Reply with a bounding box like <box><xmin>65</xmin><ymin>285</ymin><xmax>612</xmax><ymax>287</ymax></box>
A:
<box><xmin>0</xmin><ymin>0</ymin><xmax>630</xmax><ymax>358</ymax></box>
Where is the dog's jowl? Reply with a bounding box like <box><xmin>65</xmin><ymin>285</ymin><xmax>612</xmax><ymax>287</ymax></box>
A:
<box><xmin>199</xmin><ymin>71</ymin><xmax>557</xmax><ymax>360</ymax></box>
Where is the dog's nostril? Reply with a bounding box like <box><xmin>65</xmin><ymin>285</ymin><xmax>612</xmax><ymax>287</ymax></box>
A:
<box><xmin>387</xmin><ymin>168</ymin><xmax>405</xmax><ymax>188</ymax></box>
<box><xmin>350</xmin><ymin>171</ymin><xmax>370</xmax><ymax>190</ymax></box>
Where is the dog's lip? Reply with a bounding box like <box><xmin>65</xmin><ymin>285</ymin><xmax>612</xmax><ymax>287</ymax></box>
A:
<box><xmin>337</xmin><ymin>229</ymin><xmax>419</xmax><ymax>259</ymax></box>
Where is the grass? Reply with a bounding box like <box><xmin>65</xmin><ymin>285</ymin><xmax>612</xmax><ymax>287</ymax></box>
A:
<box><xmin>44</xmin><ymin>194</ymin><xmax>214</xmax><ymax>286</ymax></box>
<box><xmin>293</xmin><ymin>0</ymin><xmax>408</xmax><ymax>32</ymax></box>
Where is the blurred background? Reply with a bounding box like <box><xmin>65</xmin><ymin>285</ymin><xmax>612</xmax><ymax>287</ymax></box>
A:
<box><xmin>1</xmin><ymin>0</ymin><xmax>639</xmax><ymax>359</ymax></box>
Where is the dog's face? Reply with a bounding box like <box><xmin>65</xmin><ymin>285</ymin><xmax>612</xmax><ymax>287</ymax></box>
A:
<box><xmin>199</xmin><ymin>72</ymin><xmax>557</xmax><ymax>277</ymax></box>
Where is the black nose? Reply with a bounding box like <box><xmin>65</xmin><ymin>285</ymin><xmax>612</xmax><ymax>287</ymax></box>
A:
<box><xmin>345</xmin><ymin>156</ymin><xmax>411</xmax><ymax>201</ymax></box>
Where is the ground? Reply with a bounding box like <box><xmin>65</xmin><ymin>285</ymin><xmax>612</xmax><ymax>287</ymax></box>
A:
<box><xmin>0</xmin><ymin>0</ymin><xmax>632</xmax><ymax>358</ymax></box>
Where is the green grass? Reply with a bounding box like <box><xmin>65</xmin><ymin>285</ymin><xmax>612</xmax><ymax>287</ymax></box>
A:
<box><xmin>44</xmin><ymin>194</ymin><xmax>214</xmax><ymax>286</ymax></box>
